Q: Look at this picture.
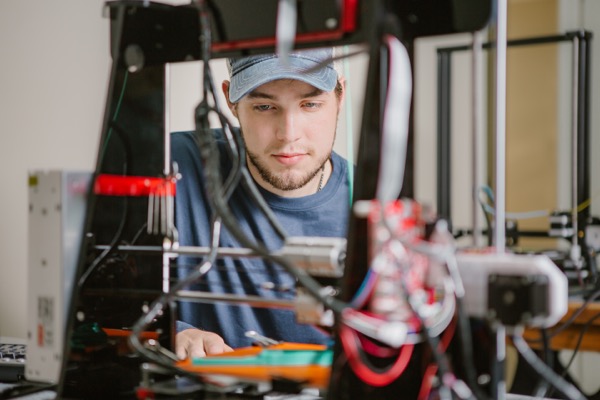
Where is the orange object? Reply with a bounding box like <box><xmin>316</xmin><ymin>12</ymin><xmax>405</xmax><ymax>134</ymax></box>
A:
<box><xmin>176</xmin><ymin>342</ymin><xmax>332</xmax><ymax>389</ymax></box>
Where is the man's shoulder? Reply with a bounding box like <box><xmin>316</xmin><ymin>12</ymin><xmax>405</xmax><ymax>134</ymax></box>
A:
<box><xmin>330</xmin><ymin>151</ymin><xmax>350</xmax><ymax>175</ymax></box>
<box><xmin>171</xmin><ymin>130</ymin><xmax>195</xmax><ymax>140</ymax></box>
<box><xmin>171</xmin><ymin>128</ymin><xmax>240</xmax><ymax>150</ymax></box>
<box><xmin>330</xmin><ymin>150</ymin><xmax>347</xmax><ymax>163</ymax></box>
<box><xmin>171</xmin><ymin>128</ymin><xmax>238</xmax><ymax>139</ymax></box>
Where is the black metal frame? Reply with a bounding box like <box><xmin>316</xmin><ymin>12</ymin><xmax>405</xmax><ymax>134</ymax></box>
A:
<box><xmin>436</xmin><ymin>31</ymin><xmax>593</xmax><ymax>226</ymax></box>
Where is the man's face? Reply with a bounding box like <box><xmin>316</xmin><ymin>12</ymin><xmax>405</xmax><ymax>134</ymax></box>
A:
<box><xmin>226</xmin><ymin>79</ymin><xmax>342</xmax><ymax>197</ymax></box>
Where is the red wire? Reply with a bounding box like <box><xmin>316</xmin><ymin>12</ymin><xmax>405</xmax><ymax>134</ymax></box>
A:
<box><xmin>418</xmin><ymin>363</ymin><xmax>439</xmax><ymax>400</ymax></box>
<box><xmin>357</xmin><ymin>332</ymin><xmax>399</xmax><ymax>358</ymax></box>
<box><xmin>344</xmin><ymin>309</ymin><xmax>409</xmax><ymax>358</ymax></box>
<box><xmin>417</xmin><ymin>316</ymin><xmax>458</xmax><ymax>399</ymax></box>
<box><xmin>340</xmin><ymin>325</ymin><xmax>414</xmax><ymax>387</ymax></box>
<box><xmin>439</xmin><ymin>316</ymin><xmax>457</xmax><ymax>351</ymax></box>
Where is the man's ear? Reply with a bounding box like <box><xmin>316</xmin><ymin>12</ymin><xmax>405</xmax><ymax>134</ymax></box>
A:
<box><xmin>337</xmin><ymin>76</ymin><xmax>347</xmax><ymax>108</ymax></box>
<box><xmin>222</xmin><ymin>80</ymin><xmax>237</xmax><ymax>117</ymax></box>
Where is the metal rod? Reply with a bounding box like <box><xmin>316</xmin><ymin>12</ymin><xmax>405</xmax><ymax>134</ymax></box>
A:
<box><xmin>472</xmin><ymin>30</ymin><xmax>484</xmax><ymax>248</ymax></box>
<box><xmin>163</xmin><ymin>64</ymin><xmax>173</xmax><ymax>293</ymax></box>
<box><xmin>162</xmin><ymin>253</ymin><xmax>170</xmax><ymax>293</ymax></box>
<box><xmin>438</xmin><ymin>33</ymin><xmax>574</xmax><ymax>54</ymax></box>
<box><xmin>577</xmin><ymin>33</ymin><xmax>595</xmax><ymax>281</ymax></box>
<box><xmin>578</xmin><ymin>33</ymin><xmax>591</xmax><ymax>221</ymax></box>
<box><xmin>493</xmin><ymin>1</ymin><xmax>508</xmax><ymax>399</ymax></box>
<box><xmin>494</xmin><ymin>0</ymin><xmax>507</xmax><ymax>255</ymax></box>
<box><xmin>575</xmin><ymin>32</ymin><xmax>592</xmax><ymax>221</ymax></box>
<box><xmin>95</xmin><ymin>244</ymin><xmax>260</xmax><ymax>258</ymax></box>
<box><xmin>437</xmin><ymin>49</ymin><xmax>452</xmax><ymax>221</ymax></box>
<box><xmin>571</xmin><ymin>36</ymin><xmax>580</xmax><ymax>264</ymax></box>
<box><xmin>494</xmin><ymin>326</ymin><xmax>507</xmax><ymax>400</ymax></box>
<box><xmin>164</xmin><ymin>63</ymin><xmax>171</xmax><ymax>176</ymax></box>
<box><xmin>176</xmin><ymin>290</ymin><xmax>295</xmax><ymax>310</ymax></box>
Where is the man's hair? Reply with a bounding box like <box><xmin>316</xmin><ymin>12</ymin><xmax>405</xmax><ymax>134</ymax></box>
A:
<box><xmin>334</xmin><ymin>80</ymin><xmax>343</xmax><ymax>99</ymax></box>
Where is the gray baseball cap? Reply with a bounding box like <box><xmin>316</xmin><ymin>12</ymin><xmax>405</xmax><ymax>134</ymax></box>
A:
<box><xmin>227</xmin><ymin>48</ymin><xmax>337</xmax><ymax>103</ymax></box>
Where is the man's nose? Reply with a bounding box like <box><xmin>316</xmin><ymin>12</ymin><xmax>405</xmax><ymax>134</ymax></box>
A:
<box><xmin>276</xmin><ymin>111</ymin><xmax>301</xmax><ymax>141</ymax></box>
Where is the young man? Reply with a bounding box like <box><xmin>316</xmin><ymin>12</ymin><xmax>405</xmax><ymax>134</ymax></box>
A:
<box><xmin>171</xmin><ymin>48</ymin><xmax>350</xmax><ymax>359</ymax></box>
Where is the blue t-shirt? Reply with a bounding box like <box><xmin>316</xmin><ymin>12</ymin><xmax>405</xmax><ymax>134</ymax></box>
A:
<box><xmin>171</xmin><ymin>130</ymin><xmax>350</xmax><ymax>348</ymax></box>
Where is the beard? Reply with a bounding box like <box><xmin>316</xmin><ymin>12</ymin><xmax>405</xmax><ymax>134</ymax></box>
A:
<box><xmin>241</xmin><ymin>130</ymin><xmax>333</xmax><ymax>191</ymax></box>
<box><xmin>246</xmin><ymin>147</ymin><xmax>331</xmax><ymax>191</ymax></box>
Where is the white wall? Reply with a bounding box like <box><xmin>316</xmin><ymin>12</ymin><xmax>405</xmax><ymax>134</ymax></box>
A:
<box><xmin>414</xmin><ymin>33</ymin><xmax>483</xmax><ymax>233</ymax></box>
<box><xmin>0</xmin><ymin>0</ymin><xmax>110</xmax><ymax>338</ymax></box>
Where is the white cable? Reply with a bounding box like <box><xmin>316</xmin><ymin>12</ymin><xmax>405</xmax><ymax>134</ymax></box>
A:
<box><xmin>276</xmin><ymin>0</ymin><xmax>296</xmax><ymax>65</ymax></box>
<box><xmin>494</xmin><ymin>0</ymin><xmax>508</xmax><ymax>254</ymax></box>
<box><xmin>376</xmin><ymin>35</ymin><xmax>412</xmax><ymax>203</ymax></box>
<box><xmin>342</xmin><ymin>309</ymin><xmax>411</xmax><ymax>348</ymax></box>
<box><xmin>512</xmin><ymin>329</ymin><xmax>586</xmax><ymax>400</ymax></box>
<box><xmin>342</xmin><ymin>45</ymin><xmax>355</xmax><ymax>203</ymax></box>
<box><xmin>423</xmin><ymin>277</ymin><xmax>456</xmax><ymax>338</ymax></box>
<box><xmin>570</xmin><ymin>36</ymin><xmax>581</xmax><ymax>269</ymax></box>
<box><xmin>344</xmin><ymin>252</ymin><xmax>455</xmax><ymax>347</ymax></box>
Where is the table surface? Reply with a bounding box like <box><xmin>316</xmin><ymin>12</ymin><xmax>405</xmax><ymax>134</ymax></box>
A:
<box><xmin>523</xmin><ymin>299</ymin><xmax>600</xmax><ymax>352</ymax></box>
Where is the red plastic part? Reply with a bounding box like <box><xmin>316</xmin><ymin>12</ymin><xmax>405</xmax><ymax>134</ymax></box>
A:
<box><xmin>94</xmin><ymin>174</ymin><xmax>176</xmax><ymax>197</ymax></box>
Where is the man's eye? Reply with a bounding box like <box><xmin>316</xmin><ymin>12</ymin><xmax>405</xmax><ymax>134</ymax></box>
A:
<box><xmin>254</xmin><ymin>104</ymin><xmax>273</xmax><ymax>111</ymax></box>
<box><xmin>303</xmin><ymin>102</ymin><xmax>321</xmax><ymax>109</ymax></box>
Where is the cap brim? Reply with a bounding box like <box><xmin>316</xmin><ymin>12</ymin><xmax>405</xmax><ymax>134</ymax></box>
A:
<box><xmin>228</xmin><ymin>55</ymin><xmax>337</xmax><ymax>103</ymax></box>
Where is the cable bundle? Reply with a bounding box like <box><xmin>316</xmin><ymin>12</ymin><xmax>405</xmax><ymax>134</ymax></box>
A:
<box><xmin>339</xmin><ymin>199</ymin><xmax>474</xmax><ymax>398</ymax></box>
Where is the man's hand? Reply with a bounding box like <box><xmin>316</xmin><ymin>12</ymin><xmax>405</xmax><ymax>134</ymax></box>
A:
<box><xmin>175</xmin><ymin>328</ymin><xmax>234</xmax><ymax>359</ymax></box>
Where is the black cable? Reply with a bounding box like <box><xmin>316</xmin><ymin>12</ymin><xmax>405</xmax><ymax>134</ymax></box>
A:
<box><xmin>192</xmin><ymin>0</ymin><xmax>297</xmax><ymax>283</ymax></box>
<box><xmin>203</xmin><ymin>0</ymin><xmax>226</xmax><ymax>44</ymax></box>
<box><xmin>532</xmin><ymin>328</ymin><xmax>552</xmax><ymax>397</ymax></box>
<box><xmin>127</xmin><ymin>0</ymin><xmax>224</xmax><ymax>370</ymax></box>
<box><xmin>200</xmin><ymin>61</ymin><xmax>288</xmax><ymax>239</ymax></box>
<box><xmin>77</xmin><ymin>197</ymin><xmax>128</xmax><ymax>288</ymax></box>
<box><xmin>545</xmin><ymin>310</ymin><xmax>600</xmax><ymax>399</ymax></box>
<box><xmin>0</xmin><ymin>383</ymin><xmax>57</xmax><ymax>400</ymax></box>
<box><xmin>296</xmin><ymin>0</ymin><xmax>309</xmax><ymax>33</ymax></box>
<box><xmin>98</xmin><ymin>70</ymin><xmax>129</xmax><ymax>167</ymax></box>
<box><xmin>527</xmin><ymin>288</ymin><xmax>600</xmax><ymax>345</ymax></box>
<box><xmin>189</xmin><ymin>125</ymin><xmax>241</xmax><ymax>202</ymax></box>
<box><xmin>127</xmin><ymin>0</ymin><xmax>324</xmax><ymax>372</ymax></box>
<box><xmin>477</xmin><ymin>190</ymin><xmax>494</xmax><ymax>246</ymax></box>
<box><xmin>564</xmin><ymin>310</ymin><xmax>600</xmax><ymax>371</ymax></box>
<box><xmin>130</xmin><ymin>0</ymin><xmax>365</xmax><ymax>374</ymax></box>
<box><xmin>130</xmin><ymin>222</ymin><xmax>148</xmax><ymax>245</ymax></box>
<box><xmin>372</xmin><ymin>239</ymin><xmax>467</xmax><ymax>397</ymax></box>
<box><xmin>78</xmin><ymin>122</ymin><xmax>134</xmax><ymax>289</ymax></box>
<box><xmin>130</xmin><ymin>228</ymin><xmax>221</xmax><ymax>367</ymax></box>
<box><xmin>194</xmin><ymin>106</ymin><xmax>346</xmax><ymax>315</ymax></box>
<box><xmin>512</xmin><ymin>331</ymin><xmax>586</xmax><ymax>400</ymax></box>
<box><xmin>455</xmin><ymin>298</ymin><xmax>492</xmax><ymax>400</ymax></box>
<box><xmin>376</xmin><ymin>206</ymin><xmax>480</xmax><ymax>398</ymax></box>
<box><xmin>239</xmin><ymin>167</ymin><xmax>289</xmax><ymax>238</ymax></box>
<box><xmin>191</xmin><ymin>7</ymin><xmax>288</xmax><ymax>240</ymax></box>
<box><xmin>201</xmin><ymin>54</ymin><xmax>237</xmax><ymax>166</ymax></box>
<box><xmin>407</xmin><ymin>289</ymin><xmax>475</xmax><ymax>399</ymax></box>
<box><xmin>77</xmin><ymin>64</ymin><xmax>133</xmax><ymax>287</ymax></box>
